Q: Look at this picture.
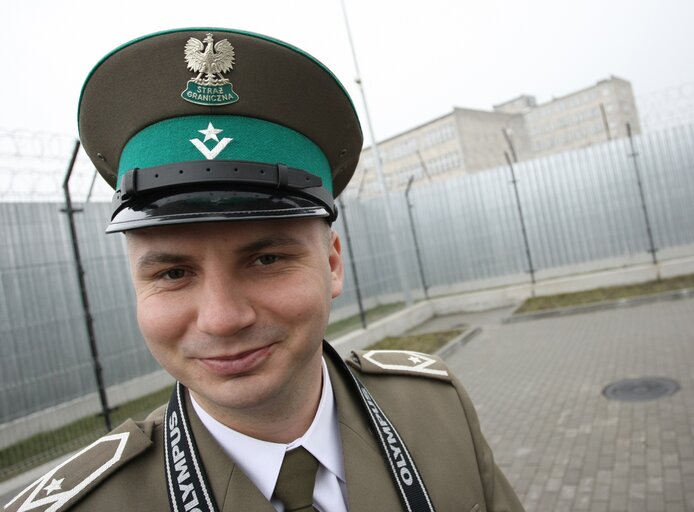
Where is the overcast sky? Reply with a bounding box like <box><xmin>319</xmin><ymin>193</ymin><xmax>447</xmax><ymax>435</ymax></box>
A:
<box><xmin>2</xmin><ymin>0</ymin><xmax>693</xmax><ymax>143</ymax></box>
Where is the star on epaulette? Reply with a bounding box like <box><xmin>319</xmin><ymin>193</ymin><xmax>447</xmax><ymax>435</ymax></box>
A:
<box><xmin>4</xmin><ymin>419</ymin><xmax>152</xmax><ymax>512</ymax></box>
<box><xmin>348</xmin><ymin>350</ymin><xmax>451</xmax><ymax>381</ymax></box>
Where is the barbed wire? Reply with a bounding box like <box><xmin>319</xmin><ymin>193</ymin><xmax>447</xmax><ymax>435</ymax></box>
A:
<box><xmin>0</xmin><ymin>131</ymin><xmax>78</xmax><ymax>160</ymax></box>
<box><xmin>636</xmin><ymin>81</ymin><xmax>694</xmax><ymax>133</ymax></box>
<box><xmin>0</xmin><ymin>131</ymin><xmax>112</xmax><ymax>201</ymax></box>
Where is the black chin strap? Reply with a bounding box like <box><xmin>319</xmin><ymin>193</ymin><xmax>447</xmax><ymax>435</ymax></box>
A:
<box><xmin>114</xmin><ymin>160</ymin><xmax>337</xmax><ymax>222</ymax></box>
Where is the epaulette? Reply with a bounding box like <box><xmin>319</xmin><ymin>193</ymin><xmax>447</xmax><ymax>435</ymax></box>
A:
<box><xmin>347</xmin><ymin>349</ymin><xmax>453</xmax><ymax>383</ymax></box>
<box><xmin>4</xmin><ymin>419</ymin><xmax>154</xmax><ymax>512</ymax></box>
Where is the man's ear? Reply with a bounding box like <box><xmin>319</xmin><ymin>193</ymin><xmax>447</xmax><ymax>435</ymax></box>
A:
<box><xmin>328</xmin><ymin>230</ymin><xmax>344</xmax><ymax>299</ymax></box>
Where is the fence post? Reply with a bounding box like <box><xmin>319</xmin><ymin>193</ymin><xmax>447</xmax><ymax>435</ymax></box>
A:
<box><xmin>61</xmin><ymin>140</ymin><xmax>112</xmax><ymax>431</ymax></box>
<box><xmin>626</xmin><ymin>123</ymin><xmax>659</xmax><ymax>269</ymax></box>
<box><xmin>505</xmin><ymin>152</ymin><xmax>536</xmax><ymax>287</ymax></box>
<box><xmin>405</xmin><ymin>176</ymin><xmax>429</xmax><ymax>300</ymax></box>
<box><xmin>338</xmin><ymin>197</ymin><xmax>367</xmax><ymax>328</ymax></box>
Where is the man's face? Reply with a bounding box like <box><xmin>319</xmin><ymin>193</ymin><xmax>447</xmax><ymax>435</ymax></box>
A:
<box><xmin>126</xmin><ymin>218</ymin><xmax>343</xmax><ymax>425</ymax></box>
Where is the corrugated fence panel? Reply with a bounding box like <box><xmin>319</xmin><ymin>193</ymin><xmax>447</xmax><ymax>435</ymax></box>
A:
<box><xmin>75</xmin><ymin>204</ymin><xmax>160</xmax><ymax>387</ymax></box>
<box><xmin>1</xmin><ymin>203</ymin><xmax>95</xmax><ymax>421</ymax></box>
<box><xmin>638</xmin><ymin>125</ymin><xmax>694</xmax><ymax>249</ymax></box>
<box><xmin>0</xmin><ymin>202</ymin><xmax>157</xmax><ymax>423</ymax></box>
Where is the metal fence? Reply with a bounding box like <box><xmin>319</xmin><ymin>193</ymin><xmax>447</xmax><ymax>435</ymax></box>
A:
<box><xmin>3</xmin><ymin>123</ymin><xmax>694</xmax><ymax>423</ymax></box>
<box><xmin>1</xmin><ymin>202</ymin><xmax>158</xmax><ymax>424</ymax></box>
<box><xmin>332</xmin><ymin>124</ymin><xmax>694</xmax><ymax>312</ymax></box>
<box><xmin>1</xmin><ymin>121</ymin><xmax>694</xmax><ymax>478</ymax></box>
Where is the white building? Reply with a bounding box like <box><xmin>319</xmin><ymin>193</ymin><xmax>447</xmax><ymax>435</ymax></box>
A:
<box><xmin>348</xmin><ymin>76</ymin><xmax>640</xmax><ymax>198</ymax></box>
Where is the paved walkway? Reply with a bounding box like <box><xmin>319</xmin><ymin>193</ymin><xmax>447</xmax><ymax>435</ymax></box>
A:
<box><xmin>443</xmin><ymin>298</ymin><xmax>694</xmax><ymax>512</ymax></box>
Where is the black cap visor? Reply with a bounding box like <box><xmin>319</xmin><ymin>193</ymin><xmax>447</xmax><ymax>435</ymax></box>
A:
<box><xmin>107</xmin><ymin>189</ymin><xmax>331</xmax><ymax>233</ymax></box>
<box><xmin>106</xmin><ymin>160</ymin><xmax>336</xmax><ymax>233</ymax></box>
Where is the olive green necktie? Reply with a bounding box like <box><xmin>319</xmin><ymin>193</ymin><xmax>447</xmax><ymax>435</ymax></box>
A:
<box><xmin>273</xmin><ymin>447</ymin><xmax>319</xmax><ymax>512</ymax></box>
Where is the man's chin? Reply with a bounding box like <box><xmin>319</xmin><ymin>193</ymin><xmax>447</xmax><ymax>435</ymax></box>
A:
<box><xmin>190</xmin><ymin>375</ymin><xmax>282</xmax><ymax>413</ymax></box>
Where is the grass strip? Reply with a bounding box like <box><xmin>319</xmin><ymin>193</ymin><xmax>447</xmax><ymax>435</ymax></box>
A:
<box><xmin>515</xmin><ymin>273</ymin><xmax>694</xmax><ymax>314</ymax></box>
<box><xmin>0</xmin><ymin>386</ymin><xmax>173</xmax><ymax>481</ymax></box>
<box><xmin>326</xmin><ymin>302</ymin><xmax>405</xmax><ymax>339</ymax></box>
<box><xmin>366</xmin><ymin>329</ymin><xmax>464</xmax><ymax>353</ymax></box>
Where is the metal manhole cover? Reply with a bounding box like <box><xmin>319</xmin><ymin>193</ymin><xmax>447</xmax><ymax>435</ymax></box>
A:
<box><xmin>603</xmin><ymin>377</ymin><xmax>680</xmax><ymax>402</ymax></box>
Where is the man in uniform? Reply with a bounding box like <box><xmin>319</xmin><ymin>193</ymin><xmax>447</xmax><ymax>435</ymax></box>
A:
<box><xmin>4</xmin><ymin>28</ymin><xmax>524</xmax><ymax>512</ymax></box>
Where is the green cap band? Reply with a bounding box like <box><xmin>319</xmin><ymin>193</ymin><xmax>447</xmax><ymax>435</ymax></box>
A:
<box><xmin>118</xmin><ymin>115</ymin><xmax>332</xmax><ymax>193</ymax></box>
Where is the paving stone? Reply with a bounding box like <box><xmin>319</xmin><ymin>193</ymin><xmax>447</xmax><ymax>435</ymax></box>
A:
<box><xmin>645</xmin><ymin>494</ymin><xmax>665</xmax><ymax>511</ymax></box>
<box><xmin>646</xmin><ymin>475</ymin><xmax>664</xmax><ymax>493</ymax></box>
<box><xmin>663</xmin><ymin>482</ymin><xmax>684</xmax><ymax>502</ymax></box>
<box><xmin>593</xmin><ymin>484</ymin><xmax>610</xmax><ymax>502</ymax></box>
<box><xmin>628</xmin><ymin>467</ymin><xmax>647</xmax><ymax>485</ymax></box>
<box><xmin>564</xmin><ymin>469</ymin><xmax>581</xmax><ymax>485</ymax></box>
<box><xmin>559</xmin><ymin>485</ymin><xmax>576</xmax><ymax>501</ymax></box>
<box><xmin>545</xmin><ymin>477</ymin><xmax>563</xmax><ymax>493</ymax></box>
<box><xmin>588</xmin><ymin>501</ymin><xmax>608</xmax><ymax>512</ymax></box>
<box><xmin>555</xmin><ymin>501</ymin><xmax>573</xmax><ymax>512</ymax></box>
<box><xmin>536</xmin><ymin>491</ymin><xmax>559</xmax><ymax>510</ymax></box>
<box><xmin>611</xmin><ymin>477</ymin><xmax>628</xmax><ymax>494</ymax></box>
<box><xmin>625</xmin><ymin>500</ymin><xmax>647</xmax><ymax>512</ymax></box>
<box><xmin>608</xmin><ymin>493</ymin><xmax>628</xmax><ymax>511</ymax></box>
<box><xmin>662</xmin><ymin>502</ymin><xmax>686</xmax><ymax>512</ymax></box>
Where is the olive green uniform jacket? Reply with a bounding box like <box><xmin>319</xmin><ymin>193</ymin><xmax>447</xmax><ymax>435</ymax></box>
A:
<box><xmin>5</xmin><ymin>347</ymin><xmax>524</xmax><ymax>512</ymax></box>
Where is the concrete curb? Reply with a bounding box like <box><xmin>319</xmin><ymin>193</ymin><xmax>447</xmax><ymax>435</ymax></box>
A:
<box><xmin>435</xmin><ymin>327</ymin><xmax>482</xmax><ymax>360</ymax></box>
<box><xmin>504</xmin><ymin>287</ymin><xmax>694</xmax><ymax>324</ymax></box>
<box><xmin>330</xmin><ymin>302</ymin><xmax>436</xmax><ymax>357</ymax></box>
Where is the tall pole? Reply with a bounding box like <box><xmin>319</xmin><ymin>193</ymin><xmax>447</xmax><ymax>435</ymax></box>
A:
<box><xmin>626</xmin><ymin>123</ymin><xmax>658</xmax><ymax>268</ymax></box>
<box><xmin>502</xmin><ymin>128</ymin><xmax>518</xmax><ymax>163</ymax></box>
<box><xmin>339</xmin><ymin>0</ymin><xmax>412</xmax><ymax>306</ymax></box>
<box><xmin>415</xmin><ymin>150</ymin><xmax>433</xmax><ymax>181</ymax></box>
<box><xmin>600</xmin><ymin>103</ymin><xmax>612</xmax><ymax>141</ymax></box>
<box><xmin>62</xmin><ymin>140</ymin><xmax>112</xmax><ymax>431</ymax></box>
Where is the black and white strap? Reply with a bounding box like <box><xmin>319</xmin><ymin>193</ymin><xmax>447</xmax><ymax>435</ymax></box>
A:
<box><xmin>325</xmin><ymin>343</ymin><xmax>436</xmax><ymax>512</ymax></box>
<box><xmin>164</xmin><ymin>347</ymin><xmax>435</xmax><ymax>512</ymax></box>
<box><xmin>164</xmin><ymin>382</ymin><xmax>217</xmax><ymax>512</ymax></box>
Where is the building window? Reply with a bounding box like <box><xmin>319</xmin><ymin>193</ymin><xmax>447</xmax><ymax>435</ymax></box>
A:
<box><xmin>419</xmin><ymin>123</ymin><xmax>455</xmax><ymax>150</ymax></box>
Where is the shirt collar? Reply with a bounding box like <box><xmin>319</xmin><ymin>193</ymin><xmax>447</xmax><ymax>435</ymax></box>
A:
<box><xmin>190</xmin><ymin>357</ymin><xmax>345</xmax><ymax>501</ymax></box>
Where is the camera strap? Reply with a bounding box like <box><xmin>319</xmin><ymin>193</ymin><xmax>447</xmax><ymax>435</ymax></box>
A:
<box><xmin>164</xmin><ymin>346</ymin><xmax>435</xmax><ymax>512</ymax></box>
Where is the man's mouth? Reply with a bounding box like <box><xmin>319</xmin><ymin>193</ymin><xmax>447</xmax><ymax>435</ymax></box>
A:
<box><xmin>197</xmin><ymin>343</ymin><xmax>276</xmax><ymax>376</ymax></box>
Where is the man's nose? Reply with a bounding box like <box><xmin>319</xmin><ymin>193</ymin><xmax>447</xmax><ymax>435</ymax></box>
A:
<box><xmin>195</xmin><ymin>276</ymin><xmax>256</xmax><ymax>337</ymax></box>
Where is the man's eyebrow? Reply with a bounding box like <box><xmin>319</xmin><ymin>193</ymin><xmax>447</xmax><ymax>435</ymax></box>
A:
<box><xmin>135</xmin><ymin>235</ymin><xmax>306</xmax><ymax>269</ymax></box>
<box><xmin>136</xmin><ymin>252</ymin><xmax>192</xmax><ymax>271</ymax></box>
<box><xmin>238</xmin><ymin>235</ymin><xmax>307</xmax><ymax>253</ymax></box>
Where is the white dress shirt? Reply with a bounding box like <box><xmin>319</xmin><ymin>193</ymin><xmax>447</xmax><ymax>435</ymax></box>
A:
<box><xmin>190</xmin><ymin>358</ymin><xmax>348</xmax><ymax>512</ymax></box>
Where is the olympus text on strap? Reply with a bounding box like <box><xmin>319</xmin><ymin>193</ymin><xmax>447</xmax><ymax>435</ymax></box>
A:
<box><xmin>164</xmin><ymin>383</ymin><xmax>218</xmax><ymax>512</ymax></box>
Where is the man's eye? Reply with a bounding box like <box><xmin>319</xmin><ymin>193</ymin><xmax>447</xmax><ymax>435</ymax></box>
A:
<box><xmin>256</xmin><ymin>254</ymin><xmax>280</xmax><ymax>266</ymax></box>
<box><xmin>162</xmin><ymin>269</ymin><xmax>186</xmax><ymax>280</ymax></box>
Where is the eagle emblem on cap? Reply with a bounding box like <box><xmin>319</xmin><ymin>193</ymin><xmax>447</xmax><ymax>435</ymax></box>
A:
<box><xmin>181</xmin><ymin>33</ymin><xmax>240</xmax><ymax>106</ymax></box>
